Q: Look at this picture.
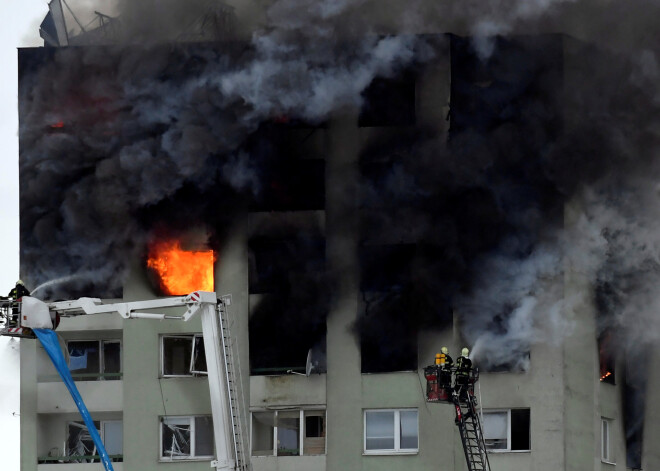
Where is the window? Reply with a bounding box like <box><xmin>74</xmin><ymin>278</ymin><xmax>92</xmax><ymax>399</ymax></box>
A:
<box><xmin>161</xmin><ymin>334</ymin><xmax>206</xmax><ymax>377</ymax></box>
<box><xmin>363</xmin><ymin>409</ymin><xmax>418</xmax><ymax>454</ymax></box>
<box><xmin>161</xmin><ymin>416</ymin><xmax>214</xmax><ymax>460</ymax></box>
<box><xmin>67</xmin><ymin>340</ymin><xmax>121</xmax><ymax>380</ymax></box>
<box><xmin>598</xmin><ymin>330</ymin><xmax>615</xmax><ymax>384</ymax></box>
<box><xmin>359</xmin><ymin>72</ymin><xmax>416</xmax><ymax>127</ymax></box>
<box><xmin>601</xmin><ymin>418</ymin><xmax>614</xmax><ymax>463</ymax></box>
<box><xmin>251</xmin><ymin>410</ymin><xmax>326</xmax><ymax>456</ymax></box>
<box><xmin>67</xmin><ymin>420</ymin><xmax>123</xmax><ymax>462</ymax></box>
<box><xmin>482</xmin><ymin>409</ymin><xmax>530</xmax><ymax>452</ymax></box>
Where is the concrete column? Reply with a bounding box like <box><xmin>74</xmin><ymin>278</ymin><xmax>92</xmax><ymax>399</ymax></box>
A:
<box><xmin>325</xmin><ymin>113</ymin><xmax>362</xmax><ymax>471</ymax></box>
<box><xmin>20</xmin><ymin>338</ymin><xmax>38</xmax><ymax>471</ymax></box>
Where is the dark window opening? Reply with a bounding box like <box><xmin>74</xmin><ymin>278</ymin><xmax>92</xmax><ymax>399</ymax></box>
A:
<box><xmin>475</xmin><ymin>313</ymin><xmax>530</xmax><ymax>373</ymax></box>
<box><xmin>250</xmin><ymin>159</ymin><xmax>325</xmax><ymax>212</ymax></box>
<box><xmin>511</xmin><ymin>409</ymin><xmax>531</xmax><ymax>451</ymax></box>
<box><xmin>162</xmin><ymin>335</ymin><xmax>206</xmax><ymax>376</ymax></box>
<box><xmin>249</xmin><ymin>236</ymin><xmax>327</xmax><ymax>375</ymax></box>
<box><xmin>598</xmin><ymin>329</ymin><xmax>615</xmax><ymax>384</ymax></box>
<box><xmin>359</xmin><ymin>244</ymin><xmax>418</xmax><ymax>373</ymax></box>
<box><xmin>359</xmin><ymin>72</ymin><xmax>416</xmax><ymax>127</ymax></box>
<box><xmin>449</xmin><ymin>34</ymin><xmax>562</xmax><ymax>140</ymax></box>
<box><xmin>67</xmin><ymin>340</ymin><xmax>121</xmax><ymax>380</ymax></box>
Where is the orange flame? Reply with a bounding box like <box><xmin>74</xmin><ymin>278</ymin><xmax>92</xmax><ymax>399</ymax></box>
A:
<box><xmin>600</xmin><ymin>371</ymin><xmax>612</xmax><ymax>381</ymax></box>
<box><xmin>147</xmin><ymin>239</ymin><xmax>214</xmax><ymax>295</ymax></box>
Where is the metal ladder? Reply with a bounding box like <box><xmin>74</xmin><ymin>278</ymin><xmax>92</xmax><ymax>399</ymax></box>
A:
<box><xmin>453</xmin><ymin>392</ymin><xmax>491</xmax><ymax>471</ymax></box>
<box><xmin>218</xmin><ymin>297</ymin><xmax>251</xmax><ymax>471</ymax></box>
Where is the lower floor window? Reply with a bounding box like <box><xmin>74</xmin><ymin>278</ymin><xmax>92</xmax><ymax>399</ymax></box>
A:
<box><xmin>67</xmin><ymin>420</ymin><xmax>123</xmax><ymax>461</ymax></box>
<box><xmin>251</xmin><ymin>409</ymin><xmax>326</xmax><ymax>456</ymax></box>
<box><xmin>363</xmin><ymin>409</ymin><xmax>418</xmax><ymax>454</ymax></box>
<box><xmin>601</xmin><ymin>418</ymin><xmax>614</xmax><ymax>463</ymax></box>
<box><xmin>482</xmin><ymin>409</ymin><xmax>530</xmax><ymax>452</ymax></box>
<box><xmin>161</xmin><ymin>416</ymin><xmax>214</xmax><ymax>460</ymax></box>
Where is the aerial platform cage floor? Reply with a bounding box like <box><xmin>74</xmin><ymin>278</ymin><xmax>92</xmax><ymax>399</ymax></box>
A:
<box><xmin>33</xmin><ymin>329</ymin><xmax>115</xmax><ymax>471</ymax></box>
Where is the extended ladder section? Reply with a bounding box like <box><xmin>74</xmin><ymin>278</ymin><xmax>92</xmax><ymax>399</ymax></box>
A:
<box><xmin>218</xmin><ymin>298</ymin><xmax>251</xmax><ymax>471</ymax></box>
<box><xmin>453</xmin><ymin>393</ymin><xmax>491</xmax><ymax>471</ymax></box>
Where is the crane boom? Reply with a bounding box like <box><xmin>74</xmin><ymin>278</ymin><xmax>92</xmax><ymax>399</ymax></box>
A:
<box><xmin>1</xmin><ymin>291</ymin><xmax>246</xmax><ymax>471</ymax></box>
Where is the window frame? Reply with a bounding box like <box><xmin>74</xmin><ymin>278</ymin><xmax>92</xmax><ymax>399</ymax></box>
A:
<box><xmin>482</xmin><ymin>408</ymin><xmax>530</xmax><ymax>453</ymax></box>
<box><xmin>363</xmin><ymin>408</ymin><xmax>419</xmax><ymax>455</ymax></box>
<box><xmin>66</xmin><ymin>419</ymin><xmax>123</xmax><ymax>459</ymax></box>
<box><xmin>66</xmin><ymin>339</ymin><xmax>122</xmax><ymax>380</ymax></box>
<box><xmin>159</xmin><ymin>415</ymin><xmax>214</xmax><ymax>461</ymax></box>
<box><xmin>250</xmin><ymin>408</ymin><xmax>326</xmax><ymax>457</ymax></box>
<box><xmin>160</xmin><ymin>334</ymin><xmax>206</xmax><ymax>378</ymax></box>
<box><xmin>601</xmin><ymin>417</ymin><xmax>615</xmax><ymax>464</ymax></box>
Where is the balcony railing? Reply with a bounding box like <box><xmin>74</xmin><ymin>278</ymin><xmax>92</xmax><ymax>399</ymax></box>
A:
<box><xmin>38</xmin><ymin>455</ymin><xmax>123</xmax><ymax>464</ymax></box>
<box><xmin>39</xmin><ymin>372</ymin><xmax>123</xmax><ymax>382</ymax></box>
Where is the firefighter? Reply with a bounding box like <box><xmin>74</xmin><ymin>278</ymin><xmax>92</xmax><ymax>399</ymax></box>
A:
<box><xmin>454</xmin><ymin>347</ymin><xmax>472</xmax><ymax>401</ymax></box>
<box><xmin>7</xmin><ymin>280</ymin><xmax>30</xmax><ymax>328</ymax></box>
<box><xmin>439</xmin><ymin>346</ymin><xmax>453</xmax><ymax>390</ymax></box>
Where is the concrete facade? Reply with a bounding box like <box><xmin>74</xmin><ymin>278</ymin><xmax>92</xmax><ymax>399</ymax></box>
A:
<box><xmin>18</xmin><ymin>6</ymin><xmax>658</xmax><ymax>471</ymax></box>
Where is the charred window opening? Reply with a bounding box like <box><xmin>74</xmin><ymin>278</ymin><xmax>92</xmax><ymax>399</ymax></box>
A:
<box><xmin>449</xmin><ymin>34</ymin><xmax>562</xmax><ymax>141</ymax></box>
<box><xmin>161</xmin><ymin>335</ymin><xmax>206</xmax><ymax>377</ymax></box>
<box><xmin>67</xmin><ymin>340</ymin><xmax>121</xmax><ymax>380</ymax></box>
<box><xmin>359</xmin><ymin>244</ymin><xmax>418</xmax><ymax>373</ymax></box>
<box><xmin>304</xmin><ymin>411</ymin><xmax>326</xmax><ymax>455</ymax></box>
<box><xmin>475</xmin><ymin>312</ymin><xmax>530</xmax><ymax>373</ymax></box>
<box><xmin>246</xmin><ymin>124</ymin><xmax>326</xmax><ymax>212</ymax></box>
<box><xmin>248</xmin><ymin>236</ymin><xmax>327</xmax><ymax>375</ymax></box>
<box><xmin>161</xmin><ymin>416</ymin><xmax>213</xmax><ymax>460</ymax></box>
<box><xmin>598</xmin><ymin>329</ymin><xmax>615</xmax><ymax>384</ymax></box>
<box><xmin>359</xmin><ymin>71</ymin><xmax>416</xmax><ymax>127</ymax></box>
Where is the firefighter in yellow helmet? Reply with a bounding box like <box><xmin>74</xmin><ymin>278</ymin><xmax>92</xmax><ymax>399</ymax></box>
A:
<box><xmin>439</xmin><ymin>346</ymin><xmax>453</xmax><ymax>390</ymax></box>
<box><xmin>454</xmin><ymin>347</ymin><xmax>472</xmax><ymax>401</ymax></box>
<box><xmin>7</xmin><ymin>280</ymin><xmax>30</xmax><ymax>328</ymax></box>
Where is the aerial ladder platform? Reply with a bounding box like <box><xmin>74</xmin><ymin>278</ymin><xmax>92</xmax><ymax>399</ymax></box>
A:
<box><xmin>0</xmin><ymin>292</ymin><xmax>250</xmax><ymax>471</ymax></box>
<box><xmin>425</xmin><ymin>359</ymin><xmax>492</xmax><ymax>471</ymax></box>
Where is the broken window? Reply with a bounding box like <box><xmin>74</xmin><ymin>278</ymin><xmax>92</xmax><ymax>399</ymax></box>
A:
<box><xmin>67</xmin><ymin>340</ymin><xmax>121</xmax><ymax>380</ymax></box>
<box><xmin>67</xmin><ymin>420</ymin><xmax>123</xmax><ymax>462</ymax></box>
<box><xmin>161</xmin><ymin>334</ymin><xmax>206</xmax><ymax>377</ymax></box>
<box><xmin>483</xmin><ymin>409</ymin><xmax>530</xmax><ymax>452</ymax></box>
<box><xmin>161</xmin><ymin>416</ymin><xmax>214</xmax><ymax>460</ymax></box>
<box><xmin>359</xmin><ymin>72</ymin><xmax>417</xmax><ymax>127</ymax></box>
<box><xmin>363</xmin><ymin>409</ymin><xmax>418</xmax><ymax>454</ymax></box>
<box><xmin>248</xmin><ymin>235</ymin><xmax>327</xmax><ymax>375</ymax></box>
<box><xmin>251</xmin><ymin>410</ymin><xmax>326</xmax><ymax>456</ymax></box>
<box><xmin>359</xmin><ymin>245</ymin><xmax>419</xmax><ymax>373</ymax></box>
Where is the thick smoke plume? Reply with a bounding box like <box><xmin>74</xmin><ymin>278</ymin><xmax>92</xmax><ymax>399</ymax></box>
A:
<box><xmin>18</xmin><ymin>0</ymin><xmax>660</xmax><ymax>465</ymax></box>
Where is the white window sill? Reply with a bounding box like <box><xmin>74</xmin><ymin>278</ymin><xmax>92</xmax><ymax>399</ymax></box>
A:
<box><xmin>363</xmin><ymin>450</ymin><xmax>418</xmax><ymax>456</ymax></box>
<box><xmin>159</xmin><ymin>457</ymin><xmax>213</xmax><ymax>463</ymax></box>
<box><xmin>487</xmin><ymin>449</ymin><xmax>531</xmax><ymax>454</ymax></box>
<box><xmin>601</xmin><ymin>460</ymin><xmax>616</xmax><ymax>466</ymax></box>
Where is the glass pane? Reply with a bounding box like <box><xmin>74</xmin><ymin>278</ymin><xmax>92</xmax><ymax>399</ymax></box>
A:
<box><xmin>68</xmin><ymin>341</ymin><xmax>100</xmax><ymax>376</ymax></box>
<box><xmin>67</xmin><ymin>421</ymin><xmax>101</xmax><ymax>459</ymax></box>
<box><xmin>162</xmin><ymin>418</ymin><xmax>191</xmax><ymax>457</ymax></box>
<box><xmin>195</xmin><ymin>416</ymin><xmax>214</xmax><ymax>457</ymax></box>
<box><xmin>365</xmin><ymin>411</ymin><xmax>395</xmax><ymax>450</ymax></box>
<box><xmin>399</xmin><ymin>410</ymin><xmax>418</xmax><ymax>449</ymax></box>
<box><xmin>277</xmin><ymin>411</ymin><xmax>300</xmax><ymax>456</ymax></box>
<box><xmin>103</xmin><ymin>341</ymin><xmax>121</xmax><ymax>376</ymax></box>
<box><xmin>191</xmin><ymin>336</ymin><xmax>207</xmax><ymax>373</ymax></box>
<box><xmin>102</xmin><ymin>421</ymin><xmax>123</xmax><ymax>455</ymax></box>
<box><xmin>163</xmin><ymin>337</ymin><xmax>192</xmax><ymax>376</ymax></box>
<box><xmin>252</xmin><ymin>412</ymin><xmax>275</xmax><ymax>456</ymax></box>
<box><xmin>483</xmin><ymin>412</ymin><xmax>508</xmax><ymax>450</ymax></box>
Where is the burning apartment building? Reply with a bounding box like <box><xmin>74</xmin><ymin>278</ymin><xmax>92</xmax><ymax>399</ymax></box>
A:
<box><xmin>14</xmin><ymin>0</ymin><xmax>660</xmax><ymax>470</ymax></box>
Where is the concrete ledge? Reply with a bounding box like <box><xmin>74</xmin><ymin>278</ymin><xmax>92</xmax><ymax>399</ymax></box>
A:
<box><xmin>37</xmin><ymin>380</ymin><xmax>122</xmax><ymax>413</ymax></box>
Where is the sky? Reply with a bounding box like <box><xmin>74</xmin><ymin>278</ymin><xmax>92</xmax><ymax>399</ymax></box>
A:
<box><xmin>0</xmin><ymin>1</ymin><xmax>48</xmax><ymax>467</ymax></box>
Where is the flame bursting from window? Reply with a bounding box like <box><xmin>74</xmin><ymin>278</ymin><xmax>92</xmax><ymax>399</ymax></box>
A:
<box><xmin>600</xmin><ymin>371</ymin><xmax>612</xmax><ymax>382</ymax></box>
<box><xmin>147</xmin><ymin>239</ymin><xmax>214</xmax><ymax>295</ymax></box>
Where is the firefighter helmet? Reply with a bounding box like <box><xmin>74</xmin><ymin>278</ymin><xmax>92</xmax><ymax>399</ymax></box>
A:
<box><xmin>441</xmin><ymin>346</ymin><xmax>448</xmax><ymax>354</ymax></box>
<box><xmin>17</xmin><ymin>280</ymin><xmax>24</xmax><ymax>286</ymax></box>
<box><xmin>462</xmin><ymin>347</ymin><xmax>469</xmax><ymax>357</ymax></box>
